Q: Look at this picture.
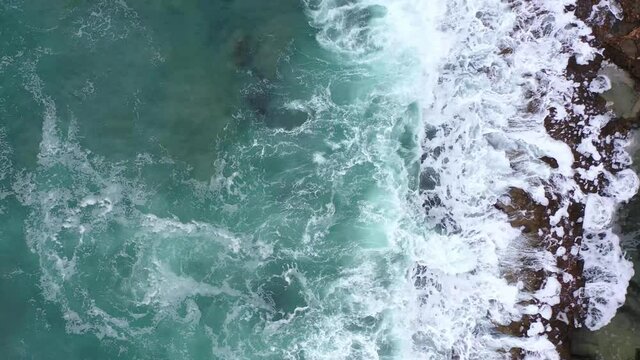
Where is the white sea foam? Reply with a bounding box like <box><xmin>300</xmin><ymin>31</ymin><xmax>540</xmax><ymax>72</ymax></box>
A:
<box><xmin>306</xmin><ymin>0</ymin><xmax>636</xmax><ymax>357</ymax></box>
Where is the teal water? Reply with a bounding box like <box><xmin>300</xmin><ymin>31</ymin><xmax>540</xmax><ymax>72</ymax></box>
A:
<box><xmin>0</xmin><ymin>1</ymin><xmax>426</xmax><ymax>358</ymax></box>
<box><xmin>3</xmin><ymin>1</ymin><xmax>636</xmax><ymax>359</ymax></box>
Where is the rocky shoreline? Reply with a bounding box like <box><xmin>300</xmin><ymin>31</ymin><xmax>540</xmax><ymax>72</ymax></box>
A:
<box><xmin>495</xmin><ymin>1</ymin><xmax>640</xmax><ymax>358</ymax></box>
<box><xmin>570</xmin><ymin>2</ymin><xmax>640</xmax><ymax>359</ymax></box>
<box><xmin>581</xmin><ymin>0</ymin><xmax>640</xmax><ymax>82</ymax></box>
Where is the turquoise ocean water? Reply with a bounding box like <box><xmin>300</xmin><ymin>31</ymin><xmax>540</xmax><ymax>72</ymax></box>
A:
<box><xmin>2</xmin><ymin>1</ymin><xmax>637</xmax><ymax>359</ymax></box>
<box><xmin>0</xmin><ymin>1</ymin><xmax>427</xmax><ymax>358</ymax></box>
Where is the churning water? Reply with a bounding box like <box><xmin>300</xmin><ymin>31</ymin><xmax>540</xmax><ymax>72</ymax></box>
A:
<box><xmin>0</xmin><ymin>0</ymin><xmax>636</xmax><ymax>359</ymax></box>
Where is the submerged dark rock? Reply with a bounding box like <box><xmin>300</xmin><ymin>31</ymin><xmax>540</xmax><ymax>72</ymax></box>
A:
<box><xmin>246</xmin><ymin>89</ymin><xmax>270</xmax><ymax>116</ymax></box>
<box><xmin>233</xmin><ymin>34</ymin><xmax>253</xmax><ymax>69</ymax></box>
<box><xmin>244</xmin><ymin>84</ymin><xmax>310</xmax><ymax>130</ymax></box>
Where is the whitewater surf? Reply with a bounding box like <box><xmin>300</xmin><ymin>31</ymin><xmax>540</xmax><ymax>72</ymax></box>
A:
<box><xmin>0</xmin><ymin>0</ymin><xmax>637</xmax><ymax>359</ymax></box>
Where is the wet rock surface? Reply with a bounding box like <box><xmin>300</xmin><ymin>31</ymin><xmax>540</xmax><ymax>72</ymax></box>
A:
<box><xmin>584</xmin><ymin>0</ymin><xmax>640</xmax><ymax>81</ymax></box>
<box><xmin>492</xmin><ymin>1</ymin><xmax>640</xmax><ymax>359</ymax></box>
<box><xmin>532</xmin><ymin>1</ymin><xmax>640</xmax><ymax>359</ymax></box>
<box><xmin>568</xmin><ymin>1</ymin><xmax>640</xmax><ymax>360</ymax></box>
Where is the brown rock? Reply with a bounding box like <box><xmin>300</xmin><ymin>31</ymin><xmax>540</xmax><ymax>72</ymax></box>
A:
<box><xmin>584</xmin><ymin>1</ymin><xmax>640</xmax><ymax>80</ymax></box>
<box><xmin>540</xmin><ymin>156</ymin><xmax>560</xmax><ymax>169</ymax></box>
<box><xmin>619</xmin><ymin>39</ymin><xmax>637</xmax><ymax>59</ymax></box>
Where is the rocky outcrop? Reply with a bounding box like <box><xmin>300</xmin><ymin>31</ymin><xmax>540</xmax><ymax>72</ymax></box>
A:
<box><xmin>577</xmin><ymin>0</ymin><xmax>640</xmax><ymax>82</ymax></box>
<box><xmin>569</xmin><ymin>0</ymin><xmax>640</xmax><ymax>359</ymax></box>
<box><xmin>569</xmin><ymin>4</ymin><xmax>640</xmax><ymax>357</ymax></box>
<box><xmin>494</xmin><ymin>2</ymin><xmax>640</xmax><ymax>359</ymax></box>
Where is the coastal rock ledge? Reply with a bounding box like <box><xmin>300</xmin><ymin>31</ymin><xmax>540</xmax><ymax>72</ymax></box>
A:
<box><xmin>495</xmin><ymin>1</ymin><xmax>640</xmax><ymax>359</ymax></box>
<box><xmin>579</xmin><ymin>0</ymin><xmax>640</xmax><ymax>81</ymax></box>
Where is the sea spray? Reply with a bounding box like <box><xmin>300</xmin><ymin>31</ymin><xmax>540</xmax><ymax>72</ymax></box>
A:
<box><xmin>308</xmin><ymin>0</ymin><xmax>638</xmax><ymax>358</ymax></box>
<box><xmin>0</xmin><ymin>0</ymin><xmax>637</xmax><ymax>359</ymax></box>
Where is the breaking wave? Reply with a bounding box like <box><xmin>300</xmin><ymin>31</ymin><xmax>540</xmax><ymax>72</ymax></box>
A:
<box><xmin>3</xmin><ymin>0</ymin><xmax>637</xmax><ymax>359</ymax></box>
